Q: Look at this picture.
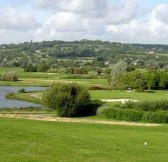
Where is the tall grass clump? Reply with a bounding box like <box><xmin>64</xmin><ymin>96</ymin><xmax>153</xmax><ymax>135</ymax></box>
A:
<box><xmin>143</xmin><ymin>111</ymin><xmax>168</xmax><ymax>123</ymax></box>
<box><xmin>97</xmin><ymin>100</ymin><xmax>168</xmax><ymax>123</ymax></box>
<box><xmin>123</xmin><ymin>100</ymin><xmax>168</xmax><ymax>111</ymax></box>
<box><xmin>97</xmin><ymin>106</ymin><xmax>143</xmax><ymax>122</ymax></box>
<box><xmin>0</xmin><ymin>71</ymin><xmax>18</xmax><ymax>81</ymax></box>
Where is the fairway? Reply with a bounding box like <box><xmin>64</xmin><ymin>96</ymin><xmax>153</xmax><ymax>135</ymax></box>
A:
<box><xmin>0</xmin><ymin>118</ymin><xmax>168</xmax><ymax>162</ymax></box>
<box><xmin>90</xmin><ymin>90</ymin><xmax>168</xmax><ymax>101</ymax></box>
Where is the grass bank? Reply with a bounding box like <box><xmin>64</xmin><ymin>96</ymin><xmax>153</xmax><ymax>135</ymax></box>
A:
<box><xmin>5</xmin><ymin>91</ymin><xmax>42</xmax><ymax>104</ymax></box>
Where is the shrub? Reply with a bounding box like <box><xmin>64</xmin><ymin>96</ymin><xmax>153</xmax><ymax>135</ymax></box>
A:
<box><xmin>17</xmin><ymin>88</ymin><xmax>26</xmax><ymax>93</ymax></box>
<box><xmin>43</xmin><ymin>83</ymin><xmax>99</xmax><ymax>117</ymax></box>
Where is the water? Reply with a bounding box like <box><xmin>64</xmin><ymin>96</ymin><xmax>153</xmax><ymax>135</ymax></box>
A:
<box><xmin>0</xmin><ymin>86</ymin><xmax>46</xmax><ymax>108</ymax></box>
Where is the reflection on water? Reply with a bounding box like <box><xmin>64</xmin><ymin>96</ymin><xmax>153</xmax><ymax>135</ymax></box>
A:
<box><xmin>0</xmin><ymin>86</ymin><xmax>46</xmax><ymax>108</ymax></box>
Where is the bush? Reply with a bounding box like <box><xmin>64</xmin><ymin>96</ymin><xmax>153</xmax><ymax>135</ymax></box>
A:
<box><xmin>17</xmin><ymin>88</ymin><xmax>26</xmax><ymax>93</ymax></box>
<box><xmin>43</xmin><ymin>83</ymin><xmax>99</xmax><ymax>117</ymax></box>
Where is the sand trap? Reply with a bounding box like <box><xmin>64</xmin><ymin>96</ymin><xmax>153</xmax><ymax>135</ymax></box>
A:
<box><xmin>101</xmin><ymin>99</ymin><xmax>138</xmax><ymax>103</ymax></box>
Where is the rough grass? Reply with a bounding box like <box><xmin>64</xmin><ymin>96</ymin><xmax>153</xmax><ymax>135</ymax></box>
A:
<box><xmin>0</xmin><ymin>107</ymin><xmax>54</xmax><ymax>114</ymax></box>
<box><xmin>0</xmin><ymin>117</ymin><xmax>168</xmax><ymax>162</ymax></box>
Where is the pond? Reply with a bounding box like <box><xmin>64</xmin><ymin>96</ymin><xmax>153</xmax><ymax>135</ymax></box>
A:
<box><xmin>0</xmin><ymin>86</ymin><xmax>46</xmax><ymax>108</ymax></box>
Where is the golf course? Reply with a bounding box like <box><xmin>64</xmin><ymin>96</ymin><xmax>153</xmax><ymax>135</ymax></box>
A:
<box><xmin>0</xmin><ymin>67</ymin><xmax>168</xmax><ymax>161</ymax></box>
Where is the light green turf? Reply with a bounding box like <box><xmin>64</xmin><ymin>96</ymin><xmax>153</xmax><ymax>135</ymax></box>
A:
<box><xmin>0</xmin><ymin>117</ymin><xmax>168</xmax><ymax>162</ymax></box>
<box><xmin>90</xmin><ymin>90</ymin><xmax>168</xmax><ymax>101</ymax></box>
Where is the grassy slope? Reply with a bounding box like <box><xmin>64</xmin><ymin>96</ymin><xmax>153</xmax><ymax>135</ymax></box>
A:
<box><xmin>0</xmin><ymin>118</ymin><xmax>168</xmax><ymax>162</ymax></box>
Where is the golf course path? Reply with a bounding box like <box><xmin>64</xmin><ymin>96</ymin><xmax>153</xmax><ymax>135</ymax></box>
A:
<box><xmin>0</xmin><ymin>114</ymin><xmax>160</xmax><ymax>127</ymax></box>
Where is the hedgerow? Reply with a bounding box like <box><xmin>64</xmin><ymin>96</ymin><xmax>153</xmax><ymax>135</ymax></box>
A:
<box><xmin>97</xmin><ymin>101</ymin><xmax>168</xmax><ymax>123</ymax></box>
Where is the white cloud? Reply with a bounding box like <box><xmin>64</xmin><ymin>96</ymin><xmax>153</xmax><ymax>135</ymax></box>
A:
<box><xmin>0</xmin><ymin>7</ymin><xmax>39</xmax><ymax>31</ymax></box>
<box><xmin>105</xmin><ymin>2</ymin><xmax>168</xmax><ymax>44</ymax></box>
<box><xmin>152</xmin><ymin>4</ymin><xmax>168</xmax><ymax>24</ymax></box>
<box><xmin>1</xmin><ymin>0</ymin><xmax>168</xmax><ymax>44</ymax></box>
<box><xmin>34</xmin><ymin>0</ymin><xmax>107</xmax><ymax>17</ymax></box>
<box><xmin>105</xmin><ymin>0</ymin><xmax>139</xmax><ymax>25</ymax></box>
<box><xmin>34</xmin><ymin>0</ymin><xmax>140</xmax><ymax>41</ymax></box>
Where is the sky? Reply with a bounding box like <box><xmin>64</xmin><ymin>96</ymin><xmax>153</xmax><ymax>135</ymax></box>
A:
<box><xmin>0</xmin><ymin>0</ymin><xmax>168</xmax><ymax>44</ymax></box>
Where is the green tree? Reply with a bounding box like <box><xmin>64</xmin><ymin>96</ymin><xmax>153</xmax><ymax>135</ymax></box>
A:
<box><xmin>110</xmin><ymin>61</ymin><xmax>127</xmax><ymax>88</ymax></box>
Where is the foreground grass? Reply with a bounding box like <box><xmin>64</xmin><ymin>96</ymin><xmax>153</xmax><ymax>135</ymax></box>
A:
<box><xmin>0</xmin><ymin>117</ymin><xmax>168</xmax><ymax>162</ymax></box>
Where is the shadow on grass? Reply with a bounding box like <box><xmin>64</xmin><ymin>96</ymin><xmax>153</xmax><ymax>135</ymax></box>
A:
<box><xmin>145</xmin><ymin>90</ymin><xmax>156</xmax><ymax>93</ymax></box>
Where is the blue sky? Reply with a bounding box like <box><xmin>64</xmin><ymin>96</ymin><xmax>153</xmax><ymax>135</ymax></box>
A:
<box><xmin>0</xmin><ymin>0</ymin><xmax>168</xmax><ymax>44</ymax></box>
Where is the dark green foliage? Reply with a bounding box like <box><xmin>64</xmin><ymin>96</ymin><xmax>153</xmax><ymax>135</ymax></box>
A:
<box><xmin>17</xmin><ymin>88</ymin><xmax>26</xmax><ymax>93</ymax></box>
<box><xmin>113</xmin><ymin>70</ymin><xmax>168</xmax><ymax>90</ymax></box>
<box><xmin>43</xmin><ymin>83</ymin><xmax>99</xmax><ymax>117</ymax></box>
<box><xmin>24</xmin><ymin>64</ymin><xmax>37</xmax><ymax>72</ymax></box>
<box><xmin>37</xmin><ymin>62</ymin><xmax>49</xmax><ymax>72</ymax></box>
<box><xmin>89</xmin><ymin>86</ymin><xmax>107</xmax><ymax>90</ymax></box>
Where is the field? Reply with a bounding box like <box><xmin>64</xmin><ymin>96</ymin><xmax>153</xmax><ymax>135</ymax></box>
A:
<box><xmin>0</xmin><ymin>117</ymin><xmax>168</xmax><ymax>162</ymax></box>
<box><xmin>0</xmin><ymin>67</ymin><xmax>108</xmax><ymax>87</ymax></box>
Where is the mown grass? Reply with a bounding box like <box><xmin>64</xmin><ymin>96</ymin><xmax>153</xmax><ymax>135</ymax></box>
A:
<box><xmin>0</xmin><ymin>117</ymin><xmax>168</xmax><ymax>162</ymax></box>
<box><xmin>90</xmin><ymin>90</ymin><xmax>168</xmax><ymax>101</ymax></box>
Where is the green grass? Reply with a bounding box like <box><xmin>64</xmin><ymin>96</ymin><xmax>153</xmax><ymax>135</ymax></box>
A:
<box><xmin>90</xmin><ymin>90</ymin><xmax>168</xmax><ymax>101</ymax></box>
<box><xmin>0</xmin><ymin>117</ymin><xmax>168</xmax><ymax>162</ymax></box>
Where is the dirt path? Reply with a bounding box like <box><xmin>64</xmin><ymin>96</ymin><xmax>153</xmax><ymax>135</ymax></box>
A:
<box><xmin>0</xmin><ymin>114</ymin><xmax>160</xmax><ymax>127</ymax></box>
